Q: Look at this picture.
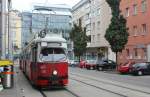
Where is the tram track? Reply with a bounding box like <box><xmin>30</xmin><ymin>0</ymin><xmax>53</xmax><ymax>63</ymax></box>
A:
<box><xmin>64</xmin><ymin>88</ymin><xmax>81</xmax><ymax>97</ymax></box>
<box><xmin>70</xmin><ymin>78</ymin><xmax>127</xmax><ymax>97</ymax></box>
<box><xmin>40</xmin><ymin>90</ymin><xmax>47</xmax><ymax>97</ymax></box>
<box><xmin>70</xmin><ymin>73</ymin><xmax>150</xmax><ymax>96</ymax></box>
<box><xmin>39</xmin><ymin>88</ymin><xmax>80</xmax><ymax>97</ymax></box>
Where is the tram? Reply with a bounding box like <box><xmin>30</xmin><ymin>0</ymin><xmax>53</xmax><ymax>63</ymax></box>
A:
<box><xmin>20</xmin><ymin>32</ymin><xmax>68</xmax><ymax>88</ymax></box>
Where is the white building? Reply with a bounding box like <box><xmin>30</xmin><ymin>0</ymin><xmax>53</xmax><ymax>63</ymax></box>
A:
<box><xmin>72</xmin><ymin>0</ymin><xmax>116</xmax><ymax>61</ymax></box>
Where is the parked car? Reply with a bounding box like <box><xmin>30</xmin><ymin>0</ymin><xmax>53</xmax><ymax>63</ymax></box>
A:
<box><xmin>68</xmin><ymin>60</ymin><xmax>79</xmax><ymax>67</ymax></box>
<box><xmin>118</xmin><ymin>61</ymin><xmax>135</xmax><ymax>74</ymax></box>
<box><xmin>79</xmin><ymin>60</ymin><xmax>86</xmax><ymax>68</ymax></box>
<box><xmin>130</xmin><ymin>62</ymin><xmax>150</xmax><ymax>76</ymax></box>
<box><xmin>85</xmin><ymin>60</ymin><xmax>97</xmax><ymax>70</ymax></box>
<box><xmin>96</xmin><ymin>60</ymin><xmax>117</xmax><ymax>71</ymax></box>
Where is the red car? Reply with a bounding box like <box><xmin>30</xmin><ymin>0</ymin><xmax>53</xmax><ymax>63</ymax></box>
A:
<box><xmin>79</xmin><ymin>60</ymin><xmax>86</xmax><ymax>68</ymax></box>
<box><xmin>85</xmin><ymin>60</ymin><xmax>97</xmax><ymax>70</ymax></box>
<box><xmin>118</xmin><ymin>61</ymin><xmax>135</xmax><ymax>74</ymax></box>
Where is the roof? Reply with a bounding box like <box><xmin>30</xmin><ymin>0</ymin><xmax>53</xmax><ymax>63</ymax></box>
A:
<box><xmin>33</xmin><ymin>5</ymin><xmax>72</xmax><ymax>16</ymax></box>
<box><xmin>33</xmin><ymin>34</ymin><xmax>66</xmax><ymax>43</ymax></box>
<box><xmin>72</xmin><ymin>0</ymin><xmax>89</xmax><ymax>12</ymax></box>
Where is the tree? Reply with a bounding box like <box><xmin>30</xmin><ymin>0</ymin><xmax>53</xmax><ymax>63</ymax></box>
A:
<box><xmin>105</xmin><ymin>0</ymin><xmax>129</xmax><ymax>63</ymax></box>
<box><xmin>70</xmin><ymin>24</ymin><xmax>88</xmax><ymax>61</ymax></box>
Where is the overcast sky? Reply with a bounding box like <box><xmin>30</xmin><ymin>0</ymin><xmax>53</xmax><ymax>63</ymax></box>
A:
<box><xmin>12</xmin><ymin>0</ymin><xmax>80</xmax><ymax>11</ymax></box>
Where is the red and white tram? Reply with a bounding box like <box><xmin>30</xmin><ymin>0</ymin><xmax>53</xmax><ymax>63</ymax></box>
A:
<box><xmin>20</xmin><ymin>33</ymin><xmax>68</xmax><ymax>88</ymax></box>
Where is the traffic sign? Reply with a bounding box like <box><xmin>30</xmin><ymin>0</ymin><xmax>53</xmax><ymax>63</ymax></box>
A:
<box><xmin>0</xmin><ymin>60</ymin><xmax>13</xmax><ymax>67</ymax></box>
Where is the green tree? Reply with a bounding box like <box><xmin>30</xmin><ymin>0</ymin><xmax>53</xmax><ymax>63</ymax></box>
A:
<box><xmin>105</xmin><ymin>0</ymin><xmax>129</xmax><ymax>63</ymax></box>
<box><xmin>70</xmin><ymin>24</ymin><xmax>88</xmax><ymax>61</ymax></box>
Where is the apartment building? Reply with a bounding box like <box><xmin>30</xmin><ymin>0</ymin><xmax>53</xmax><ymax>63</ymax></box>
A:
<box><xmin>72</xmin><ymin>0</ymin><xmax>115</xmax><ymax>61</ymax></box>
<box><xmin>9</xmin><ymin>10</ymin><xmax>21</xmax><ymax>58</ymax></box>
<box><xmin>119</xmin><ymin>0</ymin><xmax>150</xmax><ymax>63</ymax></box>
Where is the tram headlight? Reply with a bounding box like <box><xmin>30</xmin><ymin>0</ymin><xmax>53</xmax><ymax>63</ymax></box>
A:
<box><xmin>53</xmin><ymin>70</ymin><xmax>58</xmax><ymax>75</ymax></box>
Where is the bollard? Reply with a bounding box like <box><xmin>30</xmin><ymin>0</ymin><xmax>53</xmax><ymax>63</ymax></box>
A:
<box><xmin>2</xmin><ymin>65</ymin><xmax>14</xmax><ymax>88</ymax></box>
<box><xmin>0</xmin><ymin>60</ymin><xmax>14</xmax><ymax>89</ymax></box>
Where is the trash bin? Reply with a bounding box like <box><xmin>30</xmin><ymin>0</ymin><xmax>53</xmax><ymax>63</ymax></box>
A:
<box><xmin>2</xmin><ymin>65</ymin><xmax>14</xmax><ymax>88</ymax></box>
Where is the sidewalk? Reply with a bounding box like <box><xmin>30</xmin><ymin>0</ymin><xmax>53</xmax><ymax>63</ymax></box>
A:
<box><xmin>0</xmin><ymin>64</ymin><xmax>42</xmax><ymax>97</ymax></box>
<box><xmin>0</xmin><ymin>65</ymin><xmax>20</xmax><ymax>97</ymax></box>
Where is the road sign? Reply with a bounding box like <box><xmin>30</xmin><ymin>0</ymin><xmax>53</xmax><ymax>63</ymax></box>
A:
<box><xmin>0</xmin><ymin>60</ymin><xmax>13</xmax><ymax>67</ymax></box>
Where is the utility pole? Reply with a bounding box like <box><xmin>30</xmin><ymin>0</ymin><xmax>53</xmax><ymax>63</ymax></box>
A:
<box><xmin>7</xmin><ymin>0</ymin><xmax>12</xmax><ymax>60</ymax></box>
<box><xmin>1</xmin><ymin>0</ymin><xmax>6</xmax><ymax>59</ymax></box>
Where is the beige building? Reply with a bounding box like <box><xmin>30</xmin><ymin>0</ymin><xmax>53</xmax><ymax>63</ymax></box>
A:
<box><xmin>9</xmin><ymin>10</ymin><xmax>21</xmax><ymax>58</ymax></box>
<box><xmin>72</xmin><ymin>0</ymin><xmax>115</xmax><ymax>61</ymax></box>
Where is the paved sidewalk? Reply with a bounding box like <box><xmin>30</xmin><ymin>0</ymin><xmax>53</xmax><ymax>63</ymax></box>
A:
<box><xmin>0</xmin><ymin>65</ymin><xmax>21</xmax><ymax>97</ymax></box>
<box><xmin>0</xmin><ymin>64</ymin><xmax>42</xmax><ymax>97</ymax></box>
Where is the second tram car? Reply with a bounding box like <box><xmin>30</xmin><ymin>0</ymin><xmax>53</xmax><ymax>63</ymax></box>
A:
<box><xmin>20</xmin><ymin>33</ymin><xmax>68</xmax><ymax>88</ymax></box>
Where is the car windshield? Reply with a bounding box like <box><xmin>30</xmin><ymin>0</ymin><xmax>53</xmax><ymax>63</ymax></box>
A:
<box><xmin>133</xmin><ymin>63</ymin><xmax>147</xmax><ymax>67</ymax></box>
<box><xmin>40</xmin><ymin>48</ymin><xmax>66</xmax><ymax>62</ymax></box>
<box><xmin>87</xmin><ymin>60</ymin><xmax>97</xmax><ymax>64</ymax></box>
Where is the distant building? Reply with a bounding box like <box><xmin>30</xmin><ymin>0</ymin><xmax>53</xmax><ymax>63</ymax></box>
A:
<box><xmin>21</xmin><ymin>4</ymin><xmax>72</xmax><ymax>57</ymax></box>
<box><xmin>9</xmin><ymin>10</ymin><xmax>21</xmax><ymax>58</ymax></box>
<box><xmin>119</xmin><ymin>0</ymin><xmax>150</xmax><ymax>63</ymax></box>
<box><xmin>72</xmin><ymin>0</ymin><xmax>116</xmax><ymax>61</ymax></box>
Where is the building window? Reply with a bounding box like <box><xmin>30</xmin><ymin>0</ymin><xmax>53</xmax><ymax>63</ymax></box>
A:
<box><xmin>134</xmin><ymin>48</ymin><xmax>138</xmax><ymax>58</ymax></box>
<box><xmin>133</xmin><ymin>26</ymin><xmax>138</xmax><ymax>36</ymax></box>
<box><xmin>86</xmin><ymin>24</ymin><xmax>91</xmax><ymax>31</ymax></box>
<box><xmin>97</xmin><ymin>21</ymin><xmax>100</xmax><ymax>30</ymax></box>
<box><xmin>125</xmin><ymin>7</ymin><xmax>130</xmax><ymax>17</ymax></box>
<box><xmin>97</xmin><ymin>34</ymin><xmax>100</xmax><ymax>41</ymax></box>
<box><xmin>126</xmin><ymin>49</ymin><xmax>129</xmax><ymax>57</ymax></box>
<box><xmin>92</xmin><ymin>35</ymin><xmax>95</xmax><ymax>42</ymax></box>
<box><xmin>93</xmin><ymin>22</ymin><xmax>95</xmax><ymax>31</ymax></box>
<box><xmin>143</xmin><ymin>48</ymin><xmax>147</xmax><ymax>59</ymax></box>
<box><xmin>142</xmin><ymin>24</ymin><xmax>147</xmax><ymax>34</ymax></box>
<box><xmin>133</xmin><ymin>4</ymin><xmax>137</xmax><ymax>15</ymax></box>
<box><xmin>141</xmin><ymin>0</ymin><xmax>147</xmax><ymax>12</ymax></box>
<box><xmin>85</xmin><ymin>13</ymin><xmax>90</xmax><ymax>20</ymax></box>
<box><xmin>97</xmin><ymin>8</ymin><xmax>100</xmax><ymax>15</ymax></box>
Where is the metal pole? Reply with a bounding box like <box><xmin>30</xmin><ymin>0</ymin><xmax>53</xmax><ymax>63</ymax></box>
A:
<box><xmin>1</xmin><ymin>0</ymin><xmax>6</xmax><ymax>59</ymax></box>
<box><xmin>7</xmin><ymin>0</ymin><xmax>11</xmax><ymax>60</ymax></box>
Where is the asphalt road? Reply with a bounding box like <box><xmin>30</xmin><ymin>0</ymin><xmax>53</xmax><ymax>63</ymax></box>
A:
<box><xmin>1</xmin><ymin>66</ymin><xmax>150</xmax><ymax>97</ymax></box>
<box><xmin>69</xmin><ymin>67</ymin><xmax>150</xmax><ymax>88</ymax></box>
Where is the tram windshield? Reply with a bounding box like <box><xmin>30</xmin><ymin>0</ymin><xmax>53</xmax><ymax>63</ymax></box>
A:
<box><xmin>40</xmin><ymin>48</ymin><xmax>66</xmax><ymax>62</ymax></box>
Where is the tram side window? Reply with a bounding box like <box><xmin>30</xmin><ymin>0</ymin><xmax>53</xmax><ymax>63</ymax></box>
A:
<box><xmin>32</xmin><ymin>47</ymin><xmax>37</xmax><ymax>62</ymax></box>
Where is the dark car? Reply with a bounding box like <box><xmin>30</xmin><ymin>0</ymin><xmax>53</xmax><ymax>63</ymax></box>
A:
<box><xmin>130</xmin><ymin>62</ymin><xmax>150</xmax><ymax>76</ymax></box>
<box><xmin>96</xmin><ymin>60</ymin><xmax>117</xmax><ymax>71</ymax></box>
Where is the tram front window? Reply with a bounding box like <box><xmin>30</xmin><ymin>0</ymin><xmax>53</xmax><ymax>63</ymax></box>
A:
<box><xmin>40</xmin><ymin>48</ymin><xmax>66</xmax><ymax>62</ymax></box>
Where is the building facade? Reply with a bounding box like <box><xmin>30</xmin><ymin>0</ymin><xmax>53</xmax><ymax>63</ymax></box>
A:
<box><xmin>9</xmin><ymin>10</ymin><xmax>21</xmax><ymax>58</ymax></box>
<box><xmin>21</xmin><ymin>4</ymin><xmax>72</xmax><ymax>57</ymax></box>
<box><xmin>119</xmin><ymin>0</ymin><xmax>150</xmax><ymax>64</ymax></box>
<box><xmin>72</xmin><ymin>0</ymin><xmax>116</xmax><ymax>61</ymax></box>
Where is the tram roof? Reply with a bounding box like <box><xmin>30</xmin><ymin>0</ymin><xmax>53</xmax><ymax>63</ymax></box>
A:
<box><xmin>33</xmin><ymin>34</ymin><xmax>66</xmax><ymax>43</ymax></box>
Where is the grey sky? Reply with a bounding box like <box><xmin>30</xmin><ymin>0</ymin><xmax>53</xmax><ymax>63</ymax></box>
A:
<box><xmin>12</xmin><ymin>0</ymin><xmax>80</xmax><ymax>11</ymax></box>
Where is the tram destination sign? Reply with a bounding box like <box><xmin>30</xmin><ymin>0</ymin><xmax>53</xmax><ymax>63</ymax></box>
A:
<box><xmin>47</xmin><ymin>43</ymin><xmax>61</xmax><ymax>47</ymax></box>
